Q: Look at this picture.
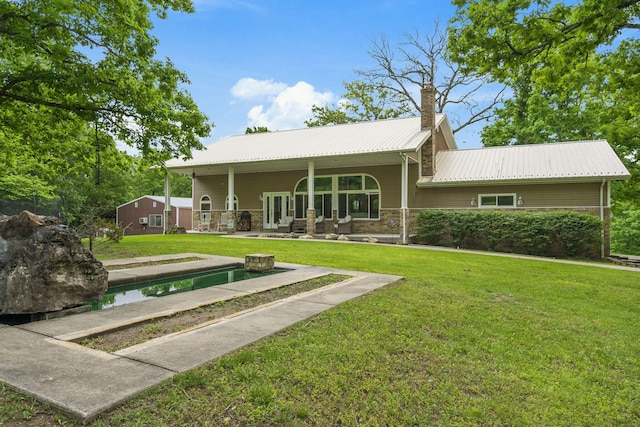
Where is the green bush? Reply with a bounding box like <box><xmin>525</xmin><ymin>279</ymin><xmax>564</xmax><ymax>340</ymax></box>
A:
<box><xmin>415</xmin><ymin>210</ymin><xmax>602</xmax><ymax>259</ymax></box>
<box><xmin>415</xmin><ymin>209</ymin><xmax>448</xmax><ymax>245</ymax></box>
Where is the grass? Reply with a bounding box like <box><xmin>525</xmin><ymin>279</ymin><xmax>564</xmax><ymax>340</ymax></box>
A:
<box><xmin>2</xmin><ymin>234</ymin><xmax>640</xmax><ymax>426</ymax></box>
<box><xmin>79</xmin><ymin>274</ymin><xmax>350</xmax><ymax>353</ymax></box>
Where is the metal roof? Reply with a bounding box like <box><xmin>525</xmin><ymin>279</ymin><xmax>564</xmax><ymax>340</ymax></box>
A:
<box><xmin>166</xmin><ymin>115</ymin><xmax>453</xmax><ymax>175</ymax></box>
<box><xmin>118</xmin><ymin>196</ymin><xmax>192</xmax><ymax>209</ymax></box>
<box><xmin>417</xmin><ymin>140</ymin><xmax>631</xmax><ymax>187</ymax></box>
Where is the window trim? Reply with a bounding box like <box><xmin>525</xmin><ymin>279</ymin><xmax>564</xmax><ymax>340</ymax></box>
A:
<box><xmin>224</xmin><ymin>195</ymin><xmax>239</xmax><ymax>212</ymax></box>
<box><xmin>294</xmin><ymin>173</ymin><xmax>381</xmax><ymax>220</ymax></box>
<box><xmin>199</xmin><ymin>195</ymin><xmax>211</xmax><ymax>211</ymax></box>
<box><xmin>149</xmin><ymin>214</ymin><xmax>163</xmax><ymax>228</ymax></box>
<box><xmin>478</xmin><ymin>193</ymin><xmax>517</xmax><ymax>208</ymax></box>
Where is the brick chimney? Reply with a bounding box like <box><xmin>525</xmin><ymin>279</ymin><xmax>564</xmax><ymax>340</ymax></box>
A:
<box><xmin>421</xmin><ymin>82</ymin><xmax>436</xmax><ymax>176</ymax></box>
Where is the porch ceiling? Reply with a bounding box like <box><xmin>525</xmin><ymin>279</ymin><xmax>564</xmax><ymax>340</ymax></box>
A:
<box><xmin>167</xmin><ymin>151</ymin><xmax>412</xmax><ymax>177</ymax></box>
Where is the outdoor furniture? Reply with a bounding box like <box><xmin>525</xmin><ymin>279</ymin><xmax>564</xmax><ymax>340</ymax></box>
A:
<box><xmin>276</xmin><ymin>216</ymin><xmax>294</xmax><ymax>233</ymax></box>
<box><xmin>217</xmin><ymin>212</ymin><xmax>228</xmax><ymax>232</ymax></box>
<box><xmin>198</xmin><ymin>212</ymin><xmax>210</xmax><ymax>231</ymax></box>
<box><xmin>315</xmin><ymin>215</ymin><xmax>325</xmax><ymax>233</ymax></box>
<box><xmin>335</xmin><ymin>215</ymin><xmax>352</xmax><ymax>234</ymax></box>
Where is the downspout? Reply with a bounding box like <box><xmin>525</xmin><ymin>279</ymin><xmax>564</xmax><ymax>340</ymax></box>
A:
<box><xmin>401</xmin><ymin>153</ymin><xmax>409</xmax><ymax>245</ymax></box>
<box><xmin>600</xmin><ymin>178</ymin><xmax>606</xmax><ymax>259</ymax></box>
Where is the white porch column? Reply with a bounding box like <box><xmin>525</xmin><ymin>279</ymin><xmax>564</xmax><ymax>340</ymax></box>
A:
<box><xmin>401</xmin><ymin>154</ymin><xmax>409</xmax><ymax>244</ymax></box>
<box><xmin>164</xmin><ymin>173</ymin><xmax>171</xmax><ymax>234</ymax></box>
<box><xmin>307</xmin><ymin>161</ymin><xmax>316</xmax><ymax>234</ymax></box>
<box><xmin>227</xmin><ymin>166</ymin><xmax>235</xmax><ymax>233</ymax></box>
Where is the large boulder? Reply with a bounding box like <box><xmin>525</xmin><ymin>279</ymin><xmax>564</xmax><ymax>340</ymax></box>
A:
<box><xmin>0</xmin><ymin>211</ymin><xmax>108</xmax><ymax>315</ymax></box>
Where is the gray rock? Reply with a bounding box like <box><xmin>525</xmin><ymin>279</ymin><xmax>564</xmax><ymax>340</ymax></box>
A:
<box><xmin>0</xmin><ymin>211</ymin><xmax>108</xmax><ymax>315</ymax></box>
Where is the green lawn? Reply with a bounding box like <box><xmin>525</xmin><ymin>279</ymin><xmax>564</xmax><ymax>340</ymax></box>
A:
<box><xmin>2</xmin><ymin>234</ymin><xmax>639</xmax><ymax>426</ymax></box>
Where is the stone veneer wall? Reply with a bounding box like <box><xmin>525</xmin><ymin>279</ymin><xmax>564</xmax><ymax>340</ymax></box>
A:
<box><xmin>193</xmin><ymin>210</ymin><xmax>265</xmax><ymax>232</ymax></box>
<box><xmin>194</xmin><ymin>207</ymin><xmax>610</xmax><ymax>254</ymax></box>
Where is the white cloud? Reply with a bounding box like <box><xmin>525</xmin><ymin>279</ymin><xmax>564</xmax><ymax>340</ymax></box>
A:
<box><xmin>230</xmin><ymin>78</ymin><xmax>288</xmax><ymax>100</ymax></box>
<box><xmin>234</xmin><ymin>79</ymin><xmax>335</xmax><ymax>131</ymax></box>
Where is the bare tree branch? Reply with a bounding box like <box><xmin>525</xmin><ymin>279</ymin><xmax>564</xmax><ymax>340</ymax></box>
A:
<box><xmin>356</xmin><ymin>22</ymin><xmax>505</xmax><ymax>134</ymax></box>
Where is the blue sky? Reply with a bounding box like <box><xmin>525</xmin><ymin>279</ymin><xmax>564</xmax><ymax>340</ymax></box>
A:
<box><xmin>149</xmin><ymin>0</ymin><xmax>488</xmax><ymax>149</ymax></box>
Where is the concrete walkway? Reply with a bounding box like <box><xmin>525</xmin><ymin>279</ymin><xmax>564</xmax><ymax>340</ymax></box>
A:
<box><xmin>0</xmin><ymin>254</ymin><xmax>402</xmax><ymax>422</ymax></box>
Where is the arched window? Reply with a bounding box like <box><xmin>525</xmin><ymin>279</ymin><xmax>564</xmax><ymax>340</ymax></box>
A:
<box><xmin>200</xmin><ymin>195</ymin><xmax>211</xmax><ymax>212</ymax></box>
<box><xmin>199</xmin><ymin>195</ymin><xmax>211</xmax><ymax>224</ymax></box>
<box><xmin>225</xmin><ymin>195</ymin><xmax>239</xmax><ymax>212</ymax></box>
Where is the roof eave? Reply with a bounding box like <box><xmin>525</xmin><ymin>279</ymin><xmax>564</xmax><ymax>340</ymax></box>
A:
<box><xmin>416</xmin><ymin>175</ymin><xmax>631</xmax><ymax>188</ymax></box>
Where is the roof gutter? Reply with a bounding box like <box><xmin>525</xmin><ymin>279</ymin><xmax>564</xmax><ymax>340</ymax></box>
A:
<box><xmin>416</xmin><ymin>176</ymin><xmax>630</xmax><ymax>188</ymax></box>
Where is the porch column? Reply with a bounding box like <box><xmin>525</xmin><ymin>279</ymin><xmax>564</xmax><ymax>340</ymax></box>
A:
<box><xmin>227</xmin><ymin>167</ymin><xmax>235</xmax><ymax>233</ymax></box>
<box><xmin>307</xmin><ymin>161</ymin><xmax>316</xmax><ymax>234</ymax></box>
<box><xmin>164</xmin><ymin>173</ymin><xmax>172</xmax><ymax>234</ymax></box>
<box><xmin>401</xmin><ymin>154</ymin><xmax>409</xmax><ymax>244</ymax></box>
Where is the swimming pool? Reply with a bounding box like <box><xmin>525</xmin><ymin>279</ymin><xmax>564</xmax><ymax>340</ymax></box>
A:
<box><xmin>92</xmin><ymin>265</ymin><xmax>287</xmax><ymax>310</ymax></box>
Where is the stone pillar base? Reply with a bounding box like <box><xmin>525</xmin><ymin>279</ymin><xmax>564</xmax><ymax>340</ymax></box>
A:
<box><xmin>306</xmin><ymin>209</ymin><xmax>316</xmax><ymax>235</ymax></box>
<box><xmin>245</xmin><ymin>254</ymin><xmax>274</xmax><ymax>272</ymax></box>
<box><xmin>227</xmin><ymin>209</ymin><xmax>236</xmax><ymax>234</ymax></box>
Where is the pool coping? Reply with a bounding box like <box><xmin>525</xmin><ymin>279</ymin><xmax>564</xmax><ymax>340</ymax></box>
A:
<box><xmin>0</xmin><ymin>254</ymin><xmax>403</xmax><ymax>422</ymax></box>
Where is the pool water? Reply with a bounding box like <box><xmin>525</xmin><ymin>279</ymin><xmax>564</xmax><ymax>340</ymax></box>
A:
<box><xmin>92</xmin><ymin>265</ymin><xmax>286</xmax><ymax>310</ymax></box>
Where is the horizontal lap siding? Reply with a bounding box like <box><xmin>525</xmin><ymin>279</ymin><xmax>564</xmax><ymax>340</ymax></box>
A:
<box><xmin>194</xmin><ymin>165</ymin><xmax>403</xmax><ymax>211</ymax></box>
<box><xmin>118</xmin><ymin>197</ymin><xmax>166</xmax><ymax>235</ymax></box>
<box><xmin>410</xmin><ymin>169</ymin><xmax>604</xmax><ymax>210</ymax></box>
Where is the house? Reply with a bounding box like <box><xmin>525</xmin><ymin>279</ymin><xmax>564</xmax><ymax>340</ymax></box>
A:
<box><xmin>116</xmin><ymin>196</ymin><xmax>192</xmax><ymax>235</ymax></box>
<box><xmin>164</xmin><ymin>84</ymin><xmax>630</xmax><ymax>255</ymax></box>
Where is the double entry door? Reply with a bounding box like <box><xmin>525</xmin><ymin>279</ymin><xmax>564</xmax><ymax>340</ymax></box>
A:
<box><xmin>263</xmin><ymin>192</ymin><xmax>290</xmax><ymax>229</ymax></box>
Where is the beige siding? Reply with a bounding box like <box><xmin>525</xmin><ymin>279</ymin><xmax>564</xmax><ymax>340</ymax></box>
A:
<box><xmin>411</xmin><ymin>178</ymin><xmax>605</xmax><ymax>210</ymax></box>
<box><xmin>196</xmin><ymin>166</ymin><xmax>606</xmax><ymax>213</ymax></box>
<box><xmin>194</xmin><ymin>165</ymin><xmax>404</xmax><ymax>212</ymax></box>
<box><xmin>434</xmin><ymin>128</ymin><xmax>449</xmax><ymax>153</ymax></box>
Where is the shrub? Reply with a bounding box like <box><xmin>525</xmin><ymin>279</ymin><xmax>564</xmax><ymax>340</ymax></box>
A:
<box><xmin>415</xmin><ymin>210</ymin><xmax>449</xmax><ymax>245</ymax></box>
<box><xmin>415</xmin><ymin>210</ymin><xmax>602</xmax><ymax>259</ymax></box>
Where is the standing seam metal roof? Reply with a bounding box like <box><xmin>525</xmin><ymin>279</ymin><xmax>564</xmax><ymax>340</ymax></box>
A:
<box><xmin>418</xmin><ymin>140</ymin><xmax>630</xmax><ymax>185</ymax></box>
<box><xmin>165</xmin><ymin>116</ymin><xmax>446</xmax><ymax>168</ymax></box>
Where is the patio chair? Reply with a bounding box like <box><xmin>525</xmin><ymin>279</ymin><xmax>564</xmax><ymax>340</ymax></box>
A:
<box><xmin>217</xmin><ymin>212</ymin><xmax>228</xmax><ymax>232</ymax></box>
<box><xmin>315</xmin><ymin>215</ymin><xmax>325</xmax><ymax>233</ymax></box>
<box><xmin>335</xmin><ymin>215</ymin><xmax>352</xmax><ymax>234</ymax></box>
<box><xmin>276</xmin><ymin>216</ymin><xmax>294</xmax><ymax>233</ymax></box>
<box><xmin>198</xmin><ymin>212</ymin><xmax>210</xmax><ymax>231</ymax></box>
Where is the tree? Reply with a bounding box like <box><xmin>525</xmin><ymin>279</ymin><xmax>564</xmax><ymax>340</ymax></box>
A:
<box><xmin>245</xmin><ymin>126</ymin><xmax>270</xmax><ymax>134</ymax></box>
<box><xmin>448</xmin><ymin>0</ymin><xmax>640</xmax><ymax>252</ymax></box>
<box><xmin>448</xmin><ymin>0</ymin><xmax>639</xmax><ymax>83</ymax></box>
<box><xmin>0</xmin><ymin>0</ymin><xmax>212</xmax><ymax>162</ymax></box>
<box><xmin>305</xmin><ymin>81</ymin><xmax>412</xmax><ymax>127</ymax></box>
<box><xmin>353</xmin><ymin>24</ymin><xmax>505</xmax><ymax>133</ymax></box>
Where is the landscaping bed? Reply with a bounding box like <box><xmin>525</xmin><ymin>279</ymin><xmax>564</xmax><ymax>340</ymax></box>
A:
<box><xmin>79</xmin><ymin>274</ymin><xmax>350</xmax><ymax>353</ymax></box>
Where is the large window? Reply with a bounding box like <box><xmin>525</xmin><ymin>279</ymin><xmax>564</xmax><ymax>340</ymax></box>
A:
<box><xmin>479</xmin><ymin>194</ymin><xmax>516</xmax><ymax>208</ymax></box>
<box><xmin>294</xmin><ymin>174</ymin><xmax>380</xmax><ymax>220</ymax></box>
<box><xmin>149</xmin><ymin>214</ymin><xmax>163</xmax><ymax>227</ymax></box>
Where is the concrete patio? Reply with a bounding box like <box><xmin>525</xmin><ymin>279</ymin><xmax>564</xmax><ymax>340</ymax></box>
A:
<box><xmin>0</xmin><ymin>254</ymin><xmax>402</xmax><ymax>422</ymax></box>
